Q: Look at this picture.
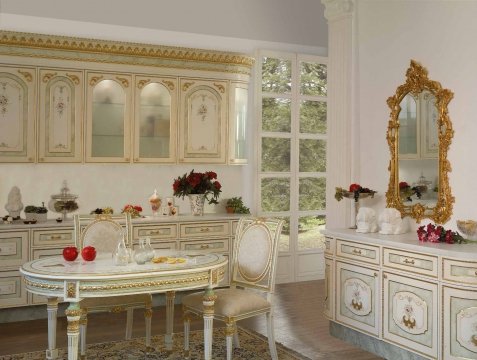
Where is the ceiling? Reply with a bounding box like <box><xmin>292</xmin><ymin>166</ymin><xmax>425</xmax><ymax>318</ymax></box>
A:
<box><xmin>0</xmin><ymin>0</ymin><xmax>328</xmax><ymax>48</ymax></box>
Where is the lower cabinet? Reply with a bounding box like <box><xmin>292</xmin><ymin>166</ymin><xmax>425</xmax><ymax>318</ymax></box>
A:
<box><xmin>383</xmin><ymin>271</ymin><xmax>438</xmax><ymax>359</ymax></box>
<box><xmin>443</xmin><ymin>285</ymin><xmax>477</xmax><ymax>360</ymax></box>
<box><xmin>0</xmin><ymin>270</ymin><xmax>27</xmax><ymax>308</ymax></box>
<box><xmin>336</xmin><ymin>261</ymin><xmax>380</xmax><ymax>337</ymax></box>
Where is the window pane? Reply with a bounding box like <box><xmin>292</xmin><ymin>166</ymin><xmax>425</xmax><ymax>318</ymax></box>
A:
<box><xmin>299</xmin><ymin>177</ymin><xmax>326</xmax><ymax>211</ymax></box>
<box><xmin>262</xmin><ymin>98</ymin><xmax>291</xmax><ymax>132</ymax></box>
<box><xmin>262</xmin><ymin>57</ymin><xmax>292</xmax><ymax>94</ymax></box>
<box><xmin>299</xmin><ymin>139</ymin><xmax>326</xmax><ymax>172</ymax></box>
<box><xmin>261</xmin><ymin>178</ymin><xmax>290</xmax><ymax>212</ymax></box>
<box><xmin>274</xmin><ymin>216</ymin><xmax>290</xmax><ymax>252</ymax></box>
<box><xmin>300</xmin><ymin>100</ymin><xmax>326</xmax><ymax>134</ymax></box>
<box><xmin>262</xmin><ymin>137</ymin><xmax>291</xmax><ymax>172</ymax></box>
<box><xmin>298</xmin><ymin>215</ymin><xmax>326</xmax><ymax>250</ymax></box>
<box><xmin>300</xmin><ymin>61</ymin><xmax>327</xmax><ymax>96</ymax></box>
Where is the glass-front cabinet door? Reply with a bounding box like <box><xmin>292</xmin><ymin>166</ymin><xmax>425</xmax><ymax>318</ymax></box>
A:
<box><xmin>229</xmin><ymin>81</ymin><xmax>248</xmax><ymax>164</ymax></box>
<box><xmin>86</xmin><ymin>72</ymin><xmax>132</xmax><ymax>162</ymax></box>
<box><xmin>0</xmin><ymin>66</ymin><xmax>35</xmax><ymax>162</ymax></box>
<box><xmin>38</xmin><ymin>69</ymin><xmax>83</xmax><ymax>162</ymax></box>
<box><xmin>133</xmin><ymin>76</ymin><xmax>177</xmax><ymax>163</ymax></box>
<box><xmin>179</xmin><ymin>78</ymin><xmax>227</xmax><ymax>164</ymax></box>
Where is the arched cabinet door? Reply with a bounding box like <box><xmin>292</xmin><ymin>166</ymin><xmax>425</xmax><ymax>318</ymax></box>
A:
<box><xmin>179</xmin><ymin>79</ymin><xmax>227</xmax><ymax>164</ymax></box>
<box><xmin>133</xmin><ymin>76</ymin><xmax>177</xmax><ymax>163</ymax></box>
<box><xmin>38</xmin><ymin>69</ymin><xmax>83</xmax><ymax>163</ymax></box>
<box><xmin>0</xmin><ymin>66</ymin><xmax>35</xmax><ymax>163</ymax></box>
<box><xmin>85</xmin><ymin>72</ymin><xmax>132</xmax><ymax>163</ymax></box>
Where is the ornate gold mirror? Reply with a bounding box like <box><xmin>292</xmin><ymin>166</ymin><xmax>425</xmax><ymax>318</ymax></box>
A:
<box><xmin>386</xmin><ymin>60</ymin><xmax>454</xmax><ymax>223</ymax></box>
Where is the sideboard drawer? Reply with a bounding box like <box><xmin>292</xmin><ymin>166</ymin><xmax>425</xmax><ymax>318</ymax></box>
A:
<box><xmin>32</xmin><ymin>229</ymin><xmax>74</xmax><ymax>247</ymax></box>
<box><xmin>443</xmin><ymin>258</ymin><xmax>477</xmax><ymax>285</ymax></box>
<box><xmin>336</xmin><ymin>239</ymin><xmax>379</xmax><ymax>265</ymax></box>
<box><xmin>0</xmin><ymin>270</ymin><xmax>27</xmax><ymax>308</ymax></box>
<box><xmin>0</xmin><ymin>231</ymin><xmax>28</xmax><ymax>269</ymax></box>
<box><xmin>180</xmin><ymin>222</ymin><xmax>230</xmax><ymax>239</ymax></box>
<box><xmin>383</xmin><ymin>248</ymin><xmax>438</xmax><ymax>278</ymax></box>
<box><xmin>179</xmin><ymin>238</ymin><xmax>229</xmax><ymax>252</ymax></box>
<box><xmin>133</xmin><ymin>224</ymin><xmax>177</xmax><ymax>240</ymax></box>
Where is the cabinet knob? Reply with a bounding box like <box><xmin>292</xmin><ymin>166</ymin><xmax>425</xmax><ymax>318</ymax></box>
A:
<box><xmin>383</xmin><ymin>274</ymin><xmax>388</xmax><ymax>279</ymax></box>
<box><xmin>200</xmin><ymin>244</ymin><xmax>210</xmax><ymax>249</ymax></box>
<box><xmin>49</xmin><ymin>235</ymin><xmax>62</xmax><ymax>240</ymax></box>
<box><xmin>374</xmin><ymin>272</ymin><xmax>378</xmax><ymax>277</ymax></box>
<box><xmin>149</xmin><ymin>230</ymin><xmax>160</xmax><ymax>235</ymax></box>
<box><xmin>403</xmin><ymin>258</ymin><xmax>415</xmax><ymax>265</ymax></box>
<box><xmin>352</xmin><ymin>248</ymin><xmax>362</xmax><ymax>255</ymax></box>
<box><xmin>200</xmin><ymin>227</ymin><xmax>210</xmax><ymax>232</ymax></box>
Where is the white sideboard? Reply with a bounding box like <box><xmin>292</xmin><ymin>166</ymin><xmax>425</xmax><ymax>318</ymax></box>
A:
<box><xmin>0</xmin><ymin>214</ymin><xmax>242</xmax><ymax>309</ymax></box>
<box><xmin>323</xmin><ymin>228</ymin><xmax>477</xmax><ymax>360</ymax></box>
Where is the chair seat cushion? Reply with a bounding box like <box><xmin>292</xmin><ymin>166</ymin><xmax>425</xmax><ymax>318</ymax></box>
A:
<box><xmin>182</xmin><ymin>288</ymin><xmax>271</xmax><ymax>318</ymax></box>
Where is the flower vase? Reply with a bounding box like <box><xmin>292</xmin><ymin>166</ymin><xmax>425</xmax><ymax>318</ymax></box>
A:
<box><xmin>188</xmin><ymin>194</ymin><xmax>206</xmax><ymax>216</ymax></box>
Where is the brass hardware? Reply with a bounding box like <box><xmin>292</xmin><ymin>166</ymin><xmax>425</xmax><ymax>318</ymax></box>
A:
<box><xmin>352</xmin><ymin>248</ymin><xmax>362</xmax><ymax>255</ymax></box>
<box><xmin>200</xmin><ymin>244</ymin><xmax>210</xmax><ymax>249</ymax></box>
<box><xmin>49</xmin><ymin>235</ymin><xmax>62</xmax><ymax>240</ymax></box>
<box><xmin>403</xmin><ymin>258</ymin><xmax>415</xmax><ymax>265</ymax></box>
<box><xmin>403</xmin><ymin>315</ymin><xmax>416</xmax><ymax>329</ymax></box>
<box><xmin>200</xmin><ymin>227</ymin><xmax>210</xmax><ymax>232</ymax></box>
<box><xmin>383</xmin><ymin>274</ymin><xmax>388</xmax><ymax>279</ymax></box>
<box><xmin>149</xmin><ymin>230</ymin><xmax>160</xmax><ymax>235</ymax></box>
<box><xmin>374</xmin><ymin>272</ymin><xmax>378</xmax><ymax>277</ymax></box>
<box><xmin>351</xmin><ymin>299</ymin><xmax>363</xmax><ymax>311</ymax></box>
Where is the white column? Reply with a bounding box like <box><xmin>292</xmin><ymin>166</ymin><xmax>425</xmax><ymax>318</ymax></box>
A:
<box><xmin>202</xmin><ymin>288</ymin><xmax>217</xmax><ymax>360</ymax></box>
<box><xmin>322</xmin><ymin>0</ymin><xmax>357</xmax><ymax>228</ymax></box>
<box><xmin>46</xmin><ymin>297</ymin><xmax>59</xmax><ymax>360</ymax></box>
<box><xmin>165</xmin><ymin>291</ymin><xmax>175</xmax><ymax>351</ymax></box>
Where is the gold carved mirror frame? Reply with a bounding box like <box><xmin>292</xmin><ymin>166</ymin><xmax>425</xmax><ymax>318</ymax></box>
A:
<box><xmin>386</xmin><ymin>60</ymin><xmax>454</xmax><ymax>223</ymax></box>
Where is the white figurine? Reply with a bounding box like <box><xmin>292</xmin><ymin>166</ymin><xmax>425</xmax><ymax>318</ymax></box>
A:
<box><xmin>5</xmin><ymin>186</ymin><xmax>23</xmax><ymax>219</ymax></box>
<box><xmin>378</xmin><ymin>208</ymin><xmax>409</xmax><ymax>235</ymax></box>
<box><xmin>356</xmin><ymin>207</ymin><xmax>378</xmax><ymax>233</ymax></box>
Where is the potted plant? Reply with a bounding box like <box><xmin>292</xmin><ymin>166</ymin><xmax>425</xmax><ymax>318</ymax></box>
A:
<box><xmin>225</xmin><ymin>197</ymin><xmax>250</xmax><ymax>214</ymax></box>
<box><xmin>35</xmin><ymin>202</ymin><xmax>48</xmax><ymax>222</ymax></box>
<box><xmin>24</xmin><ymin>205</ymin><xmax>38</xmax><ymax>221</ymax></box>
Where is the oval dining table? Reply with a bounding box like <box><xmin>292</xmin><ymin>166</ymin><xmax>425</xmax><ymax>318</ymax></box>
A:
<box><xmin>20</xmin><ymin>252</ymin><xmax>228</xmax><ymax>360</ymax></box>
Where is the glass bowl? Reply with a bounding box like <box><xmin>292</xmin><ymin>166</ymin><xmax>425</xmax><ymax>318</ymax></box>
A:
<box><xmin>457</xmin><ymin>220</ymin><xmax>477</xmax><ymax>240</ymax></box>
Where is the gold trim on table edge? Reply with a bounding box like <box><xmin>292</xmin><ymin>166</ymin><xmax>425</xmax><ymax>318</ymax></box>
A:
<box><xmin>23</xmin><ymin>267</ymin><xmax>225</xmax><ymax>292</ymax></box>
<box><xmin>0</xmin><ymin>30</ymin><xmax>255</xmax><ymax>73</ymax></box>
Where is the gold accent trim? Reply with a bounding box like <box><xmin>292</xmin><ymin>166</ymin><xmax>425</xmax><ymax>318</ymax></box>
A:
<box><xmin>203</xmin><ymin>294</ymin><xmax>217</xmax><ymax>303</ymax></box>
<box><xmin>0</xmin><ymin>30</ymin><xmax>254</xmax><ymax>73</ymax></box>
<box><xmin>24</xmin><ymin>278</ymin><xmax>62</xmax><ymax>290</ymax></box>
<box><xmin>212</xmin><ymin>269</ymin><xmax>218</xmax><ymax>284</ymax></box>
<box><xmin>110</xmin><ymin>306</ymin><xmax>126</xmax><ymax>313</ymax></box>
<box><xmin>203</xmin><ymin>304</ymin><xmax>215</xmax><ymax>315</ymax></box>
<box><xmin>89</xmin><ymin>75</ymin><xmax>103</xmax><ymax>86</ymax></box>
<box><xmin>213</xmin><ymin>82</ymin><xmax>225</xmax><ymax>93</ymax></box>
<box><xmin>66</xmin><ymin>73</ymin><xmax>80</xmax><ymax>85</ymax></box>
<box><xmin>42</xmin><ymin>72</ymin><xmax>57</xmax><ymax>83</ymax></box>
<box><xmin>386</xmin><ymin>60</ymin><xmax>454</xmax><ymax>223</ymax></box>
<box><xmin>47</xmin><ymin>297</ymin><xmax>59</xmax><ymax>307</ymax></box>
<box><xmin>166</xmin><ymin>291</ymin><xmax>176</xmax><ymax>299</ymax></box>
<box><xmin>67</xmin><ymin>282</ymin><xmax>76</xmax><ymax>298</ymax></box>
<box><xmin>116</xmin><ymin>76</ymin><xmax>129</xmax><ymax>88</ymax></box>
<box><xmin>225</xmin><ymin>322</ymin><xmax>236</xmax><ymax>336</ymax></box>
<box><xmin>137</xmin><ymin>79</ymin><xmax>150</xmax><ymax>89</ymax></box>
<box><xmin>182</xmin><ymin>82</ymin><xmax>195</xmax><ymax>92</ymax></box>
<box><xmin>144</xmin><ymin>308</ymin><xmax>153</xmax><ymax>318</ymax></box>
<box><xmin>65</xmin><ymin>309</ymin><xmax>82</xmax><ymax>317</ymax></box>
<box><xmin>17</xmin><ymin>69</ymin><xmax>32</xmax><ymax>82</ymax></box>
<box><xmin>162</xmin><ymin>80</ymin><xmax>175</xmax><ymax>91</ymax></box>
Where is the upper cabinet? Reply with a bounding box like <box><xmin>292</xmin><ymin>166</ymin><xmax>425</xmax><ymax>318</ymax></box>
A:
<box><xmin>179</xmin><ymin>79</ymin><xmax>227</xmax><ymax>164</ymax></box>
<box><xmin>0</xmin><ymin>66</ymin><xmax>35</xmax><ymax>163</ymax></box>
<box><xmin>38</xmin><ymin>69</ymin><xmax>83</xmax><ymax>163</ymax></box>
<box><xmin>134</xmin><ymin>76</ymin><xmax>177</xmax><ymax>163</ymax></box>
<box><xmin>86</xmin><ymin>72</ymin><xmax>132</xmax><ymax>163</ymax></box>
<box><xmin>0</xmin><ymin>30</ymin><xmax>254</xmax><ymax>165</ymax></box>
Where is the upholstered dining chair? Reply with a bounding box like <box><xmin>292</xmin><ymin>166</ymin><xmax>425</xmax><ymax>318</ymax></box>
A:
<box><xmin>73</xmin><ymin>213</ymin><xmax>153</xmax><ymax>357</ymax></box>
<box><xmin>182</xmin><ymin>216</ymin><xmax>284</xmax><ymax>360</ymax></box>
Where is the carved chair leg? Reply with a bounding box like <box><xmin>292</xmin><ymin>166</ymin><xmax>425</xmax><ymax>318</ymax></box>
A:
<box><xmin>233</xmin><ymin>322</ymin><xmax>241</xmax><ymax>348</ymax></box>
<box><xmin>266</xmin><ymin>312</ymin><xmax>278</xmax><ymax>360</ymax></box>
<box><xmin>125</xmin><ymin>308</ymin><xmax>134</xmax><ymax>340</ymax></box>
<box><xmin>225</xmin><ymin>320</ymin><xmax>235</xmax><ymax>360</ymax></box>
<box><xmin>144</xmin><ymin>305</ymin><xmax>153</xmax><ymax>351</ymax></box>
<box><xmin>79</xmin><ymin>308</ymin><xmax>88</xmax><ymax>359</ymax></box>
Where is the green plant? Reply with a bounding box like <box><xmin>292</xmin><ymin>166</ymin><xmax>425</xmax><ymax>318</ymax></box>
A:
<box><xmin>226</xmin><ymin>197</ymin><xmax>250</xmax><ymax>214</ymax></box>
<box><xmin>36</xmin><ymin>202</ymin><xmax>48</xmax><ymax>214</ymax></box>
<box><xmin>24</xmin><ymin>205</ymin><xmax>37</xmax><ymax>213</ymax></box>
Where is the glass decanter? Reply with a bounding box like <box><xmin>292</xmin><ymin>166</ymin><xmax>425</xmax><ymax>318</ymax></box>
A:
<box><xmin>112</xmin><ymin>229</ymin><xmax>129</xmax><ymax>266</ymax></box>
<box><xmin>143</xmin><ymin>237</ymin><xmax>155</xmax><ymax>262</ymax></box>
<box><xmin>134</xmin><ymin>239</ymin><xmax>149</xmax><ymax>265</ymax></box>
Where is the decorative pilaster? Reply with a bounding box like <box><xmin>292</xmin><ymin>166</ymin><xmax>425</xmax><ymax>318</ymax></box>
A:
<box><xmin>46</xmin><ymin>297</ymin><xmax>59</xmax><ymax>360</ymax></box>
<box><xmin>322</xmin><ymin>0</ymin><xmax>356</xmax><ymax>228</ymax></box>
<box><xmin>165</xmin><ymin>291</ymin><xmax>175</xmax><ymax>351</ymax></box>
<box><xmin>65</xmin><ymin>303</ymin><xmax>82</xmax><ymax>360</ymax></box>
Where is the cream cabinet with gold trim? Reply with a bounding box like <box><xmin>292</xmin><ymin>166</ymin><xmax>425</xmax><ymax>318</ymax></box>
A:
<box><xmin>179</xmin><ymin>78</ymin><xmax>228</xmax><ymax>164</ymax></box>
<box><xmin>38</xmin><ymin>68</ymin><xmax>83</xmax><ymax>163</ymax></box>
<box><xmin>0</xmin><ymin>65</ymin><xmax>36</xmax><ymax>163</ymax></box>
<box><xmin>85</xmin><ymin>72</ymin><xmax>132</xmax><ymax>163</ymax></box>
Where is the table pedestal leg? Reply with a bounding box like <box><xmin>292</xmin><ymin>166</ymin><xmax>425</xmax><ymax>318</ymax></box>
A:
<box><xmin>46</xmin><ymin>297</ymin><xmax>59</xmax><ymax>360</ymax></box>
<box><xmin>65</xmin><ymin>302</ymin><xmax>81</xmax><ymax>360</ymax></box>
<box><xmin>165</xmin><ymin>290</ymin><xmax>175</xmax><ymax>351</ymax></box>
<box><xmin>202</xmin><ymin>287</ymin><xmax>217</xmax><ymax>360</ymax></box>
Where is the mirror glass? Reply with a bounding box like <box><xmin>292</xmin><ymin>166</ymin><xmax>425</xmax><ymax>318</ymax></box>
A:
<box><xmin>386</xmin><ymin>60</ymin><xmax>454</xmax><ymax>223</ymax></box>
<box><xmin>92</xmin><ymin>80</ymin><xmax>125</xmax><ymax>157</ymax></box>
<box><xmin>139</xmin><ymin>82</ymin><xmax>171</xmax><ymax>158</ymax></box>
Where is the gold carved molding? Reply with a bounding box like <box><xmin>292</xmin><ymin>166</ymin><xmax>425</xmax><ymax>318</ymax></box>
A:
<box><xmin>0</xmin><ymin>30</ymin><xmax>254</xmax><ymax>75</ymax></box>
<box><xmin>386</xmin><ymin>60</ymin><xmax>454</xmax><ymax>223</ymax></box>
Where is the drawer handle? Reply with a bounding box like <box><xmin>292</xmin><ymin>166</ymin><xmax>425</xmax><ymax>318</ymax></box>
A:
<box><xmin>403</xmin><ymin>258</ymin><xmax>415</xmax><ymax>265</ymax></box>
<box><xmin>149</xmin><ymin>231</ymin><xmax>160</xmax><ymax>235</ymax></box>
<box><xmin>200</xmin><ymin>244</ymin><xmax>210</xmax><ymax>249</ymax></box>
<box><xmin>383</xmin><ymin>274</ymin><xmax>388</xmax><ymax>279</ymax></box>
<box><xmin>352</xmin><ymin>249</ymin><xmax>362</xmax><ymax>255</ymax></box>
<box><xmin>374</xmin><ymin>272</ymin><xmax>378</xmax><ymax>277</ymax></box>
<box><xmin>49</xmin><ymin>235</ymin><xmax>62</xmax><ymax>240</ymax></box>
<box><xmin>200</xmin><ymin>227</ymin><xmax>210</xmax><ymax>232</ymax></box>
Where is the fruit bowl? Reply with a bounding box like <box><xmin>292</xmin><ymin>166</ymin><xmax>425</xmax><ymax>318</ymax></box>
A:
<box><xmin>457</xmin><ymin>220</ymin><xmax>477</xmax><ymax>241</ymax></box>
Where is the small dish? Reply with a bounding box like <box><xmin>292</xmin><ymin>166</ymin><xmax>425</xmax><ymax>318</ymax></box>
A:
<box><xmin>56</xmin><ymin>218</ymin><xmax>63</xmax><ymax>223</ymax></box>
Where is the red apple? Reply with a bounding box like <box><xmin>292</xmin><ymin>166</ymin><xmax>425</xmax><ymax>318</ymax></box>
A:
<box><xmin>81</xmin><ymin>246</ymin><xmax>96</xmax><ymax>261</ymax></box>
<box><xmin>62</xmin><ymin>246</ymin><xmax>79</xmax><ymax>261</ymax></box>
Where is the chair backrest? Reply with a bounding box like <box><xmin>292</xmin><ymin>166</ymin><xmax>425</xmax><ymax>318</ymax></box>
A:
<box><xmin>230</xmin><ymin>217</ymin><xmax>284</xmax><ymax>293</ymax></box>
<box><xmin>73</xmin><ymin>213</ymin><xmax>132</xmax><ymax>252</ymax></box>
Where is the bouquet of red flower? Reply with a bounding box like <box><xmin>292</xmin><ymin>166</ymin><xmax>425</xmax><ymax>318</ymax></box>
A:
<box><xmin>417</xmin><ymin>223</ymin><xmax>465</xmax><ymax>244</ymax></box>
<box><xmin>399</xmin><ymin>181</ymin><xmax>421</xmax><ymax>202</ymax></box>
<box><xmin>335</xmin><ymin>183</ymin><xmax>377</xmax><ymax>202</ymax></box>
<box><xmin>121</xmin><ymin>204</ymin><xmax>143</xmax><ymax>218</ymax></box>
<box><xmin>172</xmin><ymin>170</ymin><xmax>222</xmax><ymax>205</ymax></box>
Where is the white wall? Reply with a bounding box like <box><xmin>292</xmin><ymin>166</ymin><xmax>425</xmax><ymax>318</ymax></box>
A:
<box><xmin>0</xmin><ymin>6</ymin><xmax>327</xmax><ymax>218</ymax></box>
<box><xmin>356</xmin><ymin>0</ymin><xmax>476</xmax><ymax>229</ymax></box>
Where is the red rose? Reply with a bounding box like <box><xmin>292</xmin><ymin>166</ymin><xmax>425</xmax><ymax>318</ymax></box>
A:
<box><xmin>349</xmin><ymin>183</ymin><xmax>361</xmax><ymax>192</ymax></box>
<box><xmin>399</xmin><ymin>181</ymin><xmax>409</xmax><ymax>189</ymax></box>
<box><xmin>134</xmin><ymin>206</ymin><xmax>142</xmax><ymax>212</ymax></box>
<box><xmin>445</xmin><ymin>230</ymin><xmax>454</xmax><ymax>244</ymax></box>
<box><xmin>214</xmin><ymin>181</ymin><xmax>221</xmax><ymax>190</ymax></box>
<box><xmin>206</xmin><ymin>171</ymin><xmax>217</xmax><ymax>179</ymax></box>
<box><xmin>173</xmin><ymin>180</ymin><xmax>180</xmax><ymax>192</ymax></box>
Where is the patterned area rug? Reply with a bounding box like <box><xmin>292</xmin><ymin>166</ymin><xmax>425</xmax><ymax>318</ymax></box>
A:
<box><xmin>0</xmin><ymin>327</ymin><xmax>310</xmax><ymax>360</ymax></box>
